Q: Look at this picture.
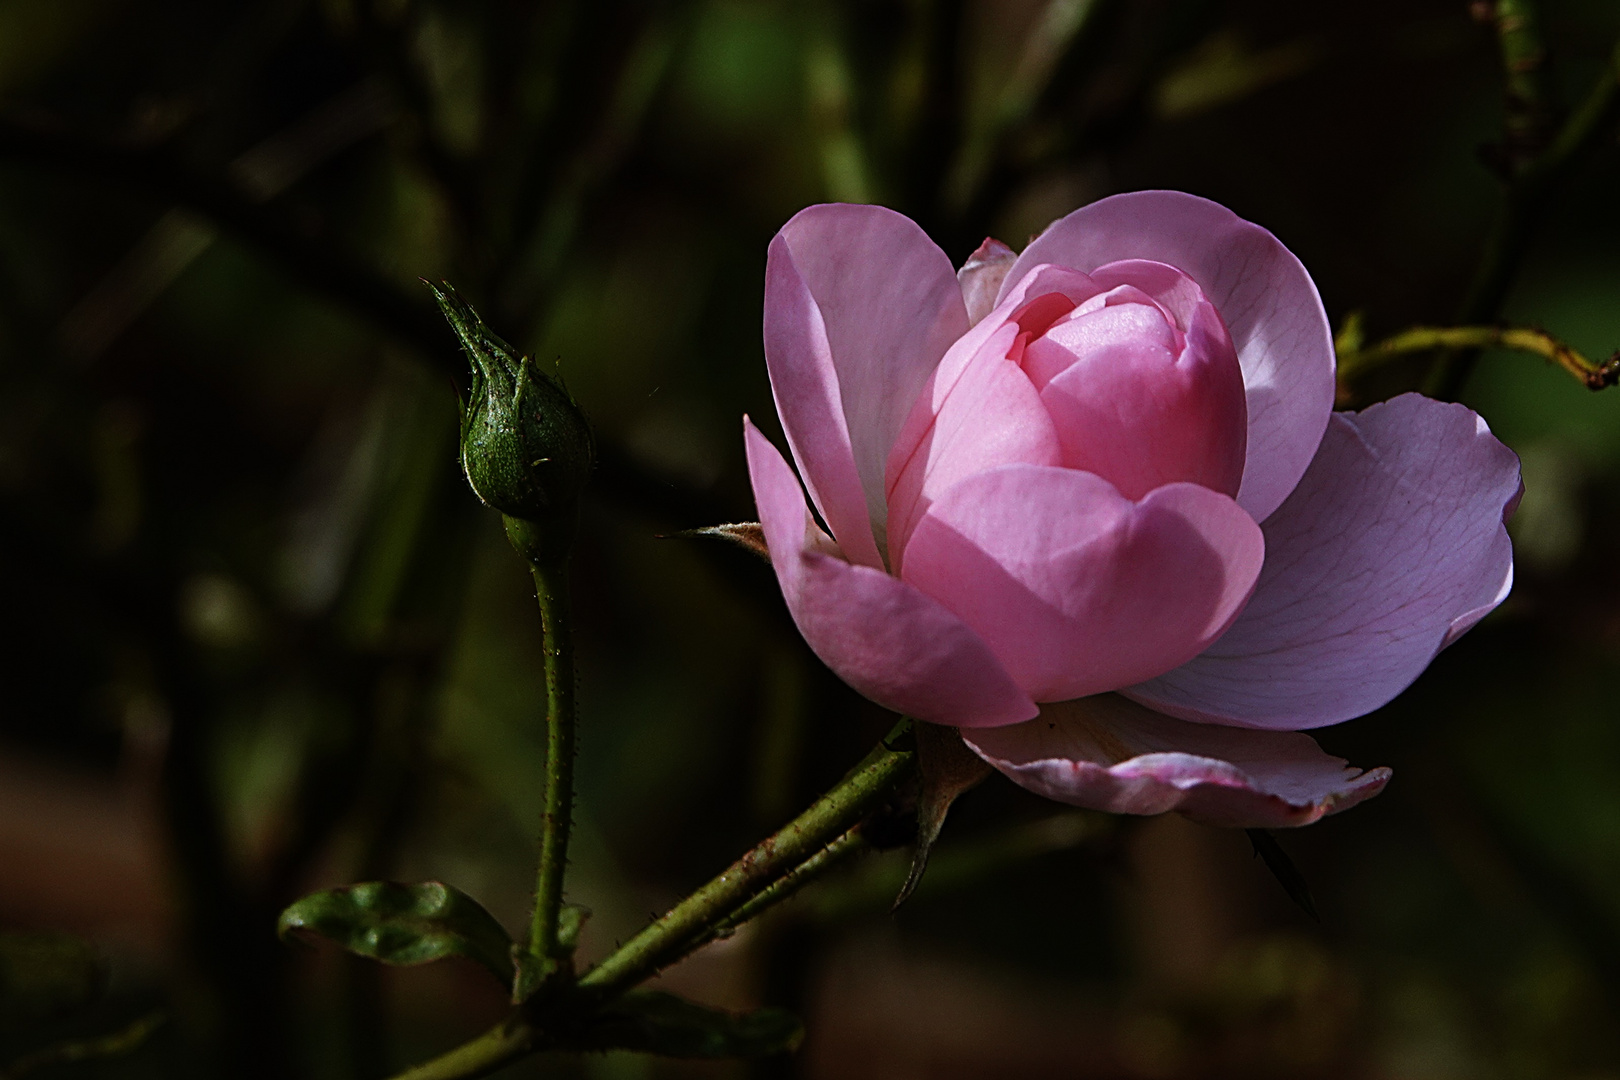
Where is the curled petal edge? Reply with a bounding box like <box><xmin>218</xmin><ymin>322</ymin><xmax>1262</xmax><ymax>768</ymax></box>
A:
<box><xmin>962</xmin><ymin>695</ymin><xmax>1390</xmax><ymax>828</ymax></box>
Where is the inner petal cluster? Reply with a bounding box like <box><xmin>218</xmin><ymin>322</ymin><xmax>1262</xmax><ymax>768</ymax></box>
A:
<box><xmin>880</xmin><ymin>258</ymin><xmax>1262</xmax><ymax>702</ymax></box>
<box><xmin>1017</xmin><ymin>259</ymin><xmax>1248</xmax><ymax>501</ymax></box>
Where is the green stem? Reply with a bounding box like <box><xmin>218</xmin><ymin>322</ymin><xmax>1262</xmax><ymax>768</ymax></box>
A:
<box><xmin>697</xmin><ymin>824</ymin><xmax>871</xmax><ymax>946</ymax></box>
<box><xmin>577</xmin><ymin>718</ymin><xmax>917</xmax><ymax>999</ymax></box>
<box><xmin>1341</xmin><ymin>324</ymin><xmax>1619</xmax><ymax>392</ymax></box>
<box><xmin>528</xmin><ymin>558</ymin><xmax>577</xmax><ymax>971</ymax></box>
<box><xmin>1426</xmin><ymin>31</ymin><xmax>1620</xmax><ymax>399</ymax></box>
<box><xmin>383</xmin><ymin>720</ymin><xmax>917</xmax><ymax>1080</ymax></box>
<box><xmin>386</xmin><ymin>1011</ymin><xmax>541</xmax><ymax>1080</ymax></box>
<box><xmin>1492</xmin><ymin>0</ymin><xmax>1555</xmax><ymax>166</ymax></box>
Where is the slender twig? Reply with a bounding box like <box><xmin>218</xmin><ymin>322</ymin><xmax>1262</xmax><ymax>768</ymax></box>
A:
<box><xmin>1341</xmin><ymin>324</ymin><xmax>1620</xmax><ymax>395</ymax></box>
<box><xmin>528</xmin><ymin>559</ymin><xmax>577</xmax><ymax>971</ymax></box>
<box><xmin>1519</xmin><ymin>32</ymin><xmax>1620</xmax><ymax>193</ymax></box>
<box><xmin>1425</xmin><ymin>29</ymin><xmax>1620</xmax><ymax>398</ymax></box>
<box><xmin>387</xmin><ymin>1012</ymin><xmax>543</xmax><ymax>1080</ymax></box>
<box><xmin>352</xmin><ymin>0</ymin><xmax>484</xmax><ymax>246</ymax></box>
<box><xmin>0</xmin><ymin>115</ymin><xmax>450</xmax><ymax>355</ymax></box>
<box><xmin>497</xmin><ymin>7</ymin><xmax>683</xmax><ymax>330</ymax></box>
<box><xmin>1491</xmin><ymin>0</ymin><xmax>1557</xmax><ymax>171</ymax></box>
<box><xmin>942</xmin><ymin>0</ymin><xmax>1106</xmax><ymax>214</ymax></box>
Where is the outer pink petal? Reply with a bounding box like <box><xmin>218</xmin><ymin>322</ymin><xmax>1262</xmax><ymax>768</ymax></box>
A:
<box><xmin>766</xmin><ymin>205</ymin><xmax>970</xmax><ymax>563</ymax></box>
<box><xmin>1000</xmin><ymin>191</ymin><xmax>1335</xmax><ymax>523</ymax></box>
<box><xmin>1126</xmin><ymin>394</ymin><xmax>1521</xmax><ymax>731</ymax></box>
<box><xmin>745</xmin><ymin>418</ymin><xmax>1037</xmax><ymax>728</ymax></box>
<box><xmin>900</xmin><ymin>465</ymin><xmax>1264</xmax><ymax>702</ymax></box>
<box><xmin>962</xmin><ymin>695</ymin><xmax>1391</xmax><ymax>828</ymax></box>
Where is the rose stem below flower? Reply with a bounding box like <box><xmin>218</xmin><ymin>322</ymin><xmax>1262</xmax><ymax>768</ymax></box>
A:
<box><xmin>528</xmin><ymin>555</ymin><xmax>577</xmax><ymax>974</ymax></box>
<box><xmin>382</xmin><ymin>719</ymin><xmax>918</xmax><ymax>1080</ymax></box>
<box><xmin>576</xmin><ymin>716</ymin><xmax>917</xmax><ymax>999</ymax></box>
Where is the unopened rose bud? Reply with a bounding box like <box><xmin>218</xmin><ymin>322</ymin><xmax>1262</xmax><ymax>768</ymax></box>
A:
<box><xmin>431</xmin><ymin>283</ymin><xmax>593</xmax><ymax>557</ymax></box>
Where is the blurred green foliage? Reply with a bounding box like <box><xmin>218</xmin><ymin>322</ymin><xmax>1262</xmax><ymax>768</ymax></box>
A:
<box><xmin>0</xmin><ymin>0</ymin><xmax>1618</xmax><ymax>1078</ymax></box>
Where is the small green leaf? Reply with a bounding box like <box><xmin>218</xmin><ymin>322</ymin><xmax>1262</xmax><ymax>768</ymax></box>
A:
<box><xmin>278</xmin><ymin>881</ymin><xmax>515</xmax><ymax>986</ymax></box>
<box><xmin>580</xmin><ymin>991</ymin><xmax>803</xmax><ymax>1058</ymax></box>
<box><xmin>893</xmin><ymin>724</ymin><xmax>992</xmax><ymax>910</ymax></box>
<box><xmin>512</xmin><ymin>904</ymin><xmax>590</xmax><ymax>1003</ymax></box>
<box><xmin>0</xmin><ymin>932</ymin><xmax>106</xmax><ymax>1032</ymax></box>
<box><xmin>557</xmin><ymin>903</ymin><xmax>590</xmax><ymax>953</ymax></box>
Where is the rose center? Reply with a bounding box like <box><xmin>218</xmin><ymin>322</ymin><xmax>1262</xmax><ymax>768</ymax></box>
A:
<box><xmin>1010</xmin><ymin>260</ymin><xmax>1247</xmax><ymax>502</ymax></box>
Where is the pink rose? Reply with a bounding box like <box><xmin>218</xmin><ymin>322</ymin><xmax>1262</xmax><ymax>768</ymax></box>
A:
<box><xmin>745</xmin><ymin>191</ymin><xmax>1520</xmax><ymax>828</ymax></box>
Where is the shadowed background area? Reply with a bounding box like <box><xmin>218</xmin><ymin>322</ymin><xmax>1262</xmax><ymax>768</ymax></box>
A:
<box><xmin>1</xmin><ymin>0</ymin><xmax>1619</xmax><ymax>1076</ymax></box>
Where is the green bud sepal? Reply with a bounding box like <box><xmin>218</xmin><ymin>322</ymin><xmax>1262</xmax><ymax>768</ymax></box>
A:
<box><xmin>430</xmin><ymin>282</ymin><xmax>593</xmax><ymax>557</ymax></box>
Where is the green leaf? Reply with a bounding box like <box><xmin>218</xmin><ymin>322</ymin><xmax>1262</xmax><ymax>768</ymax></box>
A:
<box><xmin>0</xmin><ymin>932</ymin><xmax>105</xmax><ymax>1032</ymax></box>
<box><xmin>278</xmin><ymin>881</ymin><xmax>516</xmax><ymax>986</ymax></box>
<box><xmin>580</xmin><ymin>991</ymin><xmax>803</xmax><ymax>1058</ymax></box>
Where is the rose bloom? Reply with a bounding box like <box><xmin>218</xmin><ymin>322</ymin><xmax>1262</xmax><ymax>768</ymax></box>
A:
<box><xmin>742</xmin><ymin>191</ymin><xmax>1521</xmax><ymax>829</ymax></box>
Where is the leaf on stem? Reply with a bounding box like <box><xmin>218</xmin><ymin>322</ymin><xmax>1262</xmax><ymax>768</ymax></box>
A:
<box><xmin>581</xmin><ymin>991</ymin><xmax>803</xmax><ymax>1058</ymax></box>
<box><xmin>512</xmin><ymin>904</ymin><xmax>591</xmax><ymax>1002</ymax></box>
<box><xmin>1246</xmin><ymin>829</ymin><xmax>1320</xmax><ymax>922</ymax></box>
<box><xmin>278</xmin><ymin>881</ymin><xmax>516</xmax><ymax>987</ymax></box>
<box><xmin>893</xmin><ymin>724</ymin><xmax>993</xmax><ymax>910</ymax></box>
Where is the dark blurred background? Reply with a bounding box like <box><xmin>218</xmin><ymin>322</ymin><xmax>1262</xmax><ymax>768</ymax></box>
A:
<box><xmin>1</xmin><ymin>0</ymin><xmax>1619</xmax><ymax>1076</ymax></box>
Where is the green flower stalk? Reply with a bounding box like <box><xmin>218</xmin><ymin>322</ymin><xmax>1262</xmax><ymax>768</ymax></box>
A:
<box><xmin>431</xmin><ymin>282</ymin><xmax>591</xmax><ymax>982</ymax></box>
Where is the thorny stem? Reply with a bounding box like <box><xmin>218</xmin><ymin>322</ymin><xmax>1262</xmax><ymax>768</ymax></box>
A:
<box><xmin>577</xmin><ymin>718</ymin><xmax>917</xmax><ymax>999</ymax></box>
<box><xmin>699</xmin><ymin>824</ymin><xmax>872</xmax><ymax>946</ymax></box>
<box><xmin>383</xmin><ymin>720</ymin><xmax>918</xmax><ymax>1080</ymax></box>
<box><xmin>528</xmin><ymin>557</ymin><xmax>577</xmax><ymax>973</ymax></box>
<box><xmin>1340</xmin><ymin>324</ymin><xmax>1620</xmax><ymax>399</ymax></box>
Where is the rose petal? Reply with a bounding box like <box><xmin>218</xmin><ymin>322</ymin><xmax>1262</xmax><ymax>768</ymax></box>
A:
<box><xmin>962</xmin><ymin>694</ymin><xmax>1391</xmax><ymax>828</ymax></box>
<box><xmin>958</xmin><ymin>237</ymin><xmax>1018</xmax><ymax>325</ymax></box>
<box><xmin>746</xmin><ymin>418</ymin><xmax>1037</xmax><ymax>728</ymax></box>
<box><xmin>1126</xmin><ymin>393</ymin><xmax>1521</xmax><ymax>730</ymax></box>
<box><xmin>1035</xmin><ymin>295</ymin><xmax>1247</xmax><ymax>500</ymax></box>
<box><xmin>883</xmin><ymin>264</ymin><xmax>1104</xmax><ymax>567</ymax></box>
<box><xmin>1001</xmin><ymin>191</ymin><xmax>1335</xmax><ymax>523</ymax></box>
<box><xmin>766</xmin><ymin>205</ymin><xmax>970</xmax><ymax>563</ymax></box>
<box><xmin>1021</xmin><ymin>297</ymin><xmax>1177</xmax><ymax>392</ymax></box>
<box><xmin>882</xmin><ymin>322</ymin><xmax>1064</xmax><ymax>569</ymax></box>
<box><xmin>901</xmin><ymin>465</ymin><xmax>1264</xmax><ymax>702</ymax></box>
